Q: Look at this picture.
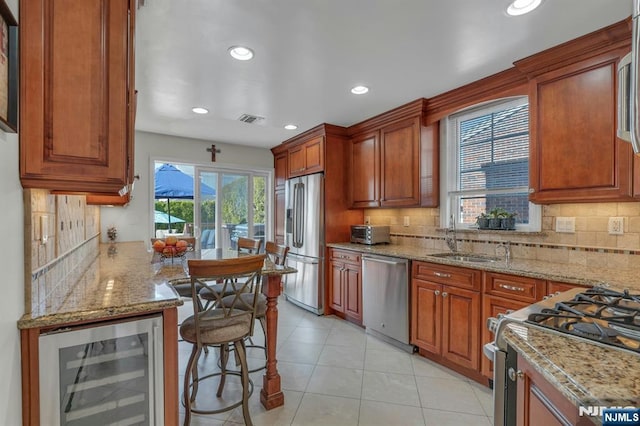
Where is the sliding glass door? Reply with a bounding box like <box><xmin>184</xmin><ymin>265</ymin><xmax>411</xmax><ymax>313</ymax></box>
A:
<box><xmin>194</xmin><ymin>167</ymin><xmax>268</xmax><ymax>251</ymax></box>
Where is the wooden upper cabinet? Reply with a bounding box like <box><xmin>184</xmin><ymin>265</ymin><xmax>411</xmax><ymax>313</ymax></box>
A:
<box><xmin>288</xmin><ymin>136</ymin><xmax>324</xmax><ymax>177</ymax></box>
<box><xmin>347</xmin><ymin>99</ymin><xmax>439</xmax><ymax>209</ymax></box>
<box><xmin>380</xmin><ymin>117</ymin><xmax>421</xmax><ymax>207</ymax></box>
<box><xmin>348</xmin><ymin>131</ymin><xmax>380</xmax><ymax>208</ymax></box>
<box><xmin>20</xmin><ymin>0</ymin><xmax>135</xmax><ymax>194</ymax></box>
<box><xmin>528</xmin><ymin>50</ymin><xmax>634</xmax><ymax>203</ymax></box>
<box><xmin>274</xmin><ymin>150</ymin><xmax>288</xmax><ymax>189</ymax></box>
<box><xmin>513</xmin><ymin>19</ymin><xmax>634</xmax><ymax>204</ymax></box>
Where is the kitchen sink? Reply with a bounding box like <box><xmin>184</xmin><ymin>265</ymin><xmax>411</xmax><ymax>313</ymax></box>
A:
<box><xmin>429</xmin><ymin>253</ymin><xmax>498</xmax><ymax>263</ymax></box>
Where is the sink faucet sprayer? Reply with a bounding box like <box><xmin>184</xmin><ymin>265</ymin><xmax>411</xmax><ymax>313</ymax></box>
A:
<box><xmin>445</xmin><ymin>214</ymin><xmax>458</xmax><ymax>253</ymax></box>
<box><xmin>495</xmin><ymin>241</ymin><xmax>511</xmax><ymax>267</ymax></box>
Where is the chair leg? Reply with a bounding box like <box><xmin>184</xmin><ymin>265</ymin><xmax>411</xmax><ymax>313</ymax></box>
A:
<box><xmin>182</xmin><ymin>345</ymin><xmax>199</xmax><ymax>426</ymax></box>
<box><xmin>216</xmin><ymin>343</ymin><xmax>229</xmax><ymax>397</ymax></box>
<box><xmin>190</xmin><ymin>347</ymin><xmax>202</xmax><ymax>402</ymax></box>
<box><xmin>234</xmin><ymin>338</ymin><xmax>253</xmax><ymax>426</ymax></box>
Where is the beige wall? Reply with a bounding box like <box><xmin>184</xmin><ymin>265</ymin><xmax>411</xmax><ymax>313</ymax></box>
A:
<box><xmin>0</xmin><ymin>1</ymin><xmax>25</xmax><ymax>422</ymax></box>
<box><xmin>366</xmin><ymin>201</ymin><xmax>640</xmax><ymax>268</ymax></box>
<box><xmin>100</xmin><ymin>130</ymin><xmax>275</xmax><ymax>244</ymax></box>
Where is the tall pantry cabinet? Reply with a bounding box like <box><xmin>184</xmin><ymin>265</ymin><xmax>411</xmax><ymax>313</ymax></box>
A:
<box><xmin>19</xmin><ymin>0</ymin><xmax>136</xmax><ymax>195</ymax></box>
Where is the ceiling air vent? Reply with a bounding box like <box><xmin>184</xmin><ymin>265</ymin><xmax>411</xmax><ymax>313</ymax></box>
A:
<box><xmin>237</xmin><ymin>114</ymin><xmax>265</xmax><ymax>124</ymax></box>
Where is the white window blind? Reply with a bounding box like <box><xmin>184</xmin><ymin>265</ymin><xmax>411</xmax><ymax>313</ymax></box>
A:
<box><xmin>446</xmin><ymin>97</ymin><xmax>540</xmax><ymax>231</ymax></box>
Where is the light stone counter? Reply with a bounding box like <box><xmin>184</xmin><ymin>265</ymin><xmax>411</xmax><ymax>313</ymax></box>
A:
<box><xmin>18</xmin><ymin>241</ymin><xmax>184</xmax><ymax>329</ymax></box>
<box><xmin>502</xmin><ymin>323</ymin><xmax>640</xmax><ymax>424</ymax></box>
<box><xmin>327</xmin><ymin>242</ymin><xmax>640</xmax><ymax>292</ymax></box>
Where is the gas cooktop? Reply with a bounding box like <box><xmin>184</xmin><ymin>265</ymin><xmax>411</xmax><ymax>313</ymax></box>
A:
<box><xmin>526</xmin><ymin>287</ymin><xmax>640</xmax><ymax>354</ymax></box>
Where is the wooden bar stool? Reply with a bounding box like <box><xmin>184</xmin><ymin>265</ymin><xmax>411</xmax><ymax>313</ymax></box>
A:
<box><xmin>180</xmin><ymin>254</ymin><xmax>266</xmax><ymax>426</ymax></box>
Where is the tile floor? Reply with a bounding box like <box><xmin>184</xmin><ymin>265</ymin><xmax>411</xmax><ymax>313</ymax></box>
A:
<box><xmin>176</xmin><ymin>298</ymin><xmax>494</xmax><ymax>425</ymax></box>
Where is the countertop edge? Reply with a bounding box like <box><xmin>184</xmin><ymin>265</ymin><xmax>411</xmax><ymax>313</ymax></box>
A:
<box><xmin>502</xmin><ymin>323</ymin><xmax>640</xmax><ymax>417</ymax></box>
<box><xmin>18</xmin><ymin>298</ymin><xmax>183</xmax><ymax>330</ymax></box>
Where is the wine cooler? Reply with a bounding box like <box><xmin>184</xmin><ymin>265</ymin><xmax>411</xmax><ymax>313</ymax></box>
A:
<box><xmin>39</xmin><ymin>315</ymin><xmax>164</xmax><ymax>425</ymax></box>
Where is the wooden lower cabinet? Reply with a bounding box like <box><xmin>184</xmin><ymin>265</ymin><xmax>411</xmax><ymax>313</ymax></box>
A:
<box><xmin>411</xmin><ymin>262</ymin><xmax>481</xmax><ymax>372</ymax></box>
<box><xmin>517</xmin><ymin>353</ymin><xmax>591</xmax><ymax>426</ymax></box>
<box><xmin>481</xmin><ymin>272</ymin><xmax>546</xmax><ymax>380</ymax></box>
<box><xmin>328</xmin><ymin>249</ymin><xmax>362</xmax><ymax>324</ymax></box>
<box><xmin>20</xmin><ymin>308</ymin><xmax>179</xmax><ymax>426</ymax></box>
<box><xmin>480</xmin><ymin>295</ymin><xmax>530</xmax><ymax>379</ymax></box>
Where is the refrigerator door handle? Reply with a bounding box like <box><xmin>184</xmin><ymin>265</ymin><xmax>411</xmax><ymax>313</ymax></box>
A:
<box><xmin>296</xmin><ymin>182</ymin><xmax>305</xmax><ymax>247</ymax></box>
<box><xmin>292</xmin><ymin>182</ymin><xmax>301</xmax><ymax>248</ymax></box>
<box><xmin>288</xmin><ymin>252</ymin><xmax>320</xmax><ymax>265</ymax></box>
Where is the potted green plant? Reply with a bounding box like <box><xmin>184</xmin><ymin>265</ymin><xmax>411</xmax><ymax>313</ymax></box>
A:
<box><xmin>488</xmin><ymin>207</ymin><xmax>507</xmax><ymax>229</ymax></box>
<box><xmin>501</xmin><ymin>211</ymin><xmax>517</xmax><ymax>230</ymax></box>
<box><xmin>476</xmin><ymin>213</ymin><xmax>490</xmax><ymax>230</ymax></box>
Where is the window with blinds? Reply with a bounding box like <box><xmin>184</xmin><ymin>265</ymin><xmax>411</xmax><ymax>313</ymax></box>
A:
<box><xmin>446</xmin><ymin>97</ymin><xmax>540</xmax><ymax>230</ymax></box>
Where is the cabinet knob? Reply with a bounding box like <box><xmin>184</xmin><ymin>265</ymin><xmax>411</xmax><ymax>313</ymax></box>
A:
<box><xmin>434</xmin><ymin>290</ymin><xmax>441</xmax><ymax>296</ymax></box>
<box><xmin>442</xmin><ymin>292</ymin><xmax>448</xmax><ymax>298</ymax></box>
<box><xmin>508</xmin><ymin>367</ymin><xmax>523</xmax><ymax>382</ymax></box>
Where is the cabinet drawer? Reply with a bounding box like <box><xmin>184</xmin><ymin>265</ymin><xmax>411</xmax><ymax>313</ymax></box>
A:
<box><xmin>546</xmin><ymin>280</ymin><xmax>590</xmax><ymax>295</ymax></box>
<box><xmin>484</xmin><ymin>272</ymin><xmax>545</xmax><ymax>303</ymax></box>
<box><xmin>329</xmin><ymin>249</ymin><xmax>361</xmax><ymax>265</ymax></box>
<box><xmin>412</xmin><ymin>261</ymin><xmax>480</xmax><ymax>291</ymax></box>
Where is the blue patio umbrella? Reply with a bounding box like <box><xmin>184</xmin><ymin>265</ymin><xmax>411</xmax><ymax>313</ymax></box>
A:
<box><xmin>154</xmin><ymin>164</ymin><xmax>216</xmax><ymax>229</ymax></box>
<box><xmin>154</xmin><ymin>210</ymin><xmax>185</xmax><ymax>224</ymax></box>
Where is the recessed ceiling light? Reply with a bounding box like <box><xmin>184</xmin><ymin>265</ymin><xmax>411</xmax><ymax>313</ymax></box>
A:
<box><xmin>228</xmin><ymin>46</ymin><xmax>254</xmax><ymax>61</ymax></box>
<box><xmin>506</xmin><ymin>0</ymin><xmax>542</xmax><ymax>16</ymax></box>
<box><xmin>192</xmin><ymin>107</ymin><xmax>209</xmax><ymax>114</ymax></box>
<box><xmin>284</xmin><ymin>124</ymin><xmax>298</xmax><ymax>130</ymax></box>
<box><xmin>351</xmin><ymin>85</ymin><xmax>369</xmax><ymax>95</ymax></box>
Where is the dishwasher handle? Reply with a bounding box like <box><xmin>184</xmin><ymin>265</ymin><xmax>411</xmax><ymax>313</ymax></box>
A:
<box><xmin>362</xmin><ymin>256</ymin><xmax>406</xmax><ymax>266</ymax></box>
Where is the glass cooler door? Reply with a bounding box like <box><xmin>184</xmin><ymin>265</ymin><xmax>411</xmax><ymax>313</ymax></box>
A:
<box><xmin>39</xmin><ymin>315</ymin><xmax>164</xmax><ymax>426</ymax></box>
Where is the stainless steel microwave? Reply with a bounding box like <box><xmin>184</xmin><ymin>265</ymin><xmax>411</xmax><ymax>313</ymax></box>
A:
<box><xmin>350</xmin><ymin>225</ymin><xmax>390</xmax><ymax>245</ymax></box>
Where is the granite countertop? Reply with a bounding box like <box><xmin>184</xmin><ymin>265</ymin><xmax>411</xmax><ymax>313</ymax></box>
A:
<box><xmin>19</xmin><ymin>242</ymin><xmax>296</xmax><ymax>330</ymax></box>
<box><xmin>19</xmin><ymin>241</ymin><xmax>184</xmax><ymax>329</ymax></box>
<box><xmin>327</xmin><ymin>242</ymin><xmax>640</xmax><ymax>292</ymax></box>
<box><xmin>502</xmin><ymin>323</ymin><xmax>640</xmax><ymax>423</ymax></box>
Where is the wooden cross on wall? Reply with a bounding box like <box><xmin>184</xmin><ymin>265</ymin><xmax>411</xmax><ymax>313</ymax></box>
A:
<box><xmin>206</xmin><ymin>144</ymin><xmax>221</xmax><ymax>162</ymax></box>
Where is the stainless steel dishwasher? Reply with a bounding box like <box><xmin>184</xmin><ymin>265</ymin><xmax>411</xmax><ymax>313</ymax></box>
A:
<box><xmin>361</xmin><ymin>254</ymin><xmax>411</xmax><ymax>351</ymax></box>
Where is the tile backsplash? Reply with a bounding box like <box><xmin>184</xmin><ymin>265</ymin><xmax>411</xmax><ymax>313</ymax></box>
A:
<box><xmin>365</xmin><ymin>202</ymin><xmax>640</xmax><ymax>269</ymax></box>
<box><xmin>24</xmin><ymin>189</ymin><xmax>101</xmax><ymax>314</ymax></box>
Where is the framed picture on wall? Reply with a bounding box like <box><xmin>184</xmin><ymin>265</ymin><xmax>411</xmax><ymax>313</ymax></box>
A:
<box><xmin>0</xmin><ymin>0</ymin><xmax>17</xmax><ymax>133</ymax></box>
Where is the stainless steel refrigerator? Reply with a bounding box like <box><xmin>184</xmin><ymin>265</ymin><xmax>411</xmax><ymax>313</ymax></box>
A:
<box><xmin>283</xmin><ymin>172</ymin><xmax>324</xmax><ymax>314</ymax></box>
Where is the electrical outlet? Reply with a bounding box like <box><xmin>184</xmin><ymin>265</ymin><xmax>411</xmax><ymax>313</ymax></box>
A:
<box><xmin>608</xmin><ymin>217</ymin><xmax>624</xmax><ymax>235</ymax></box>
<box><xmin>555</xmin><ymin>217</ymin><xmax>575</xmax><ymax>233</ymax></box>
<box><xmin>403</xmin><ymin>216</ymin><xmax>410</xmax><ymax>227</ymax></box>
<box><xmin>364</xmin><ymin>216</ymin><xmax>371</xmax><ymax>225</ymax></box>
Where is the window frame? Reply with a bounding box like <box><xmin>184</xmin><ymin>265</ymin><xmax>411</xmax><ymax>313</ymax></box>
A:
<box><xmin>440</xmin><ymin>97</ymin><xmax>541</xmax><ymax>232</ymax></box>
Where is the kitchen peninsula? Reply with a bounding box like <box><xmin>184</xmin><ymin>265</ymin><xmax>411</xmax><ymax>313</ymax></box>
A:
<box><xmin>18</xmin><ymin>241</ymin><xmax>293</xmax><ymax>425</ymax></box>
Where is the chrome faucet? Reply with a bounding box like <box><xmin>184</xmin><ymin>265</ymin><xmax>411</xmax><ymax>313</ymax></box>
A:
<box><xmin>445</xmin><ymin>214</ymin><xmax>458</xmax><ymax>253</ymax></box>
<box><xmin>495</xmin><ymin>241</ymin><xmax>511</xmax><ymax>267</ymax></box>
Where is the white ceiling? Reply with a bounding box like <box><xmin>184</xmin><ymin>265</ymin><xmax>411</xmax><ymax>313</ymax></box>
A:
<box><xmin>134</xmin><ymin>0</ymin><xmax>632</xmax><ymax>149</ymax></box>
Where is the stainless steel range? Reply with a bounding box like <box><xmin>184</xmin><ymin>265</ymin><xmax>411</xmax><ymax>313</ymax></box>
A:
<box><xmin>484</xmin><ymin>286</ymin><xmax>640</xmax><ymax>426</ymax></box>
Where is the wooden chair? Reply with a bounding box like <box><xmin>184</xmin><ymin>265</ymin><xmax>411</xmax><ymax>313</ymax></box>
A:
<box><xmin>221</xmin><ymin>241</ymin><xmax>289</xmax><ymax>372</ymax></box>
<box><xmin>180</xmin><ymin>254</ymin><xmax>266</xmax><ymax>426</ymax></box>
<box><xmin>199</xmin><ymin>237</ymin><xmax>262</xmax><ymax>307</ymax></box>
<box><xmin>237</xmin><ymin>237</ymin><xmax>263</xmax><ymax>254</ymax></box>
<box><xmin>265</xmin><ymin>241</ymin><xmax>289</xmax><ymax>265</ymax></box>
